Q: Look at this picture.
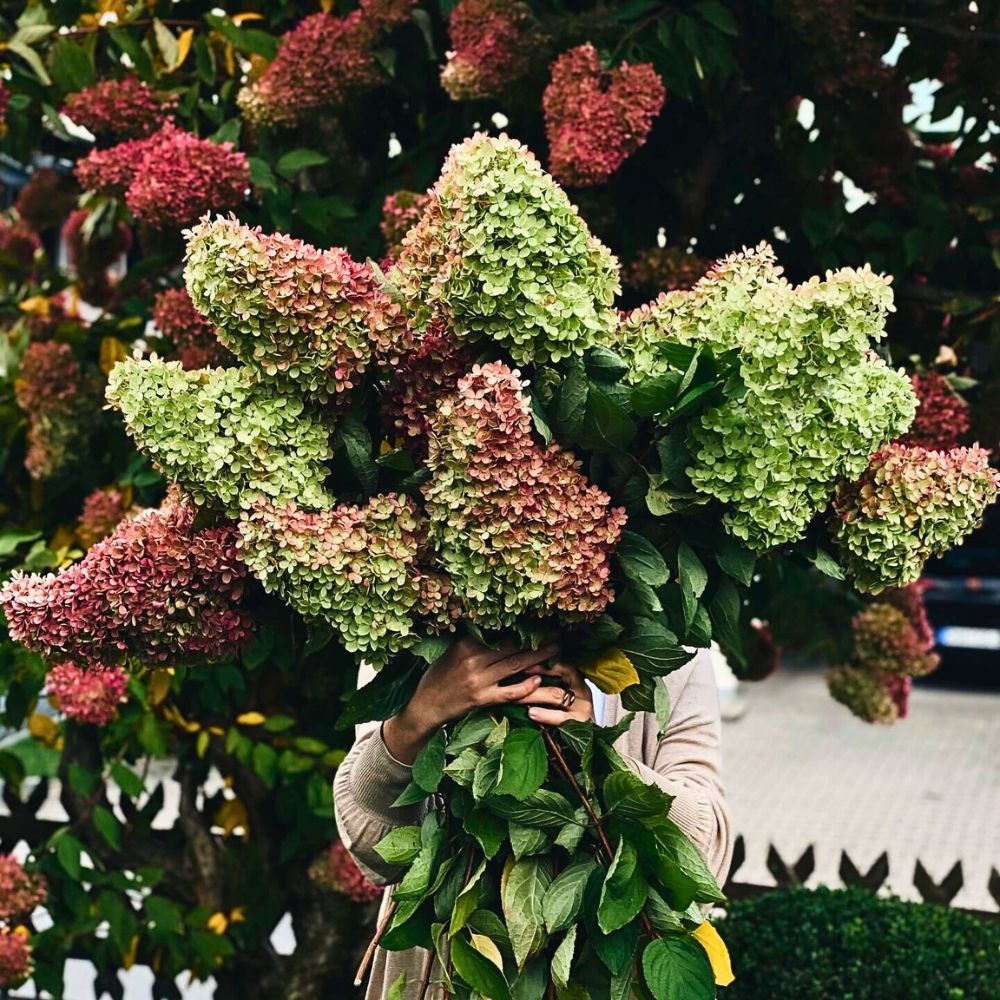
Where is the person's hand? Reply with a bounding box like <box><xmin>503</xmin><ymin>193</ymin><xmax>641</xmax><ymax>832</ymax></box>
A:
<box><xmin>383</xmin><ymin>636</ymin><xmax>558</xmax><ymax>763</ymax></box>
<box><xmin>514</xmin><ymin>661</ymin><xmax>594</xmax><ymax>726</ymax></box>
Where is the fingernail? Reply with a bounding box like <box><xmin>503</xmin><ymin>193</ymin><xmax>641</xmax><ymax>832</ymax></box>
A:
<box><xmin>532</xmin><ymin>676</ymin><xmax>542</xmax><ymax>685</ymax></box>
<box><xmin>528</xmin><ymin>708</ymin><xmax>538</xmax><ymax>718</ymax></box>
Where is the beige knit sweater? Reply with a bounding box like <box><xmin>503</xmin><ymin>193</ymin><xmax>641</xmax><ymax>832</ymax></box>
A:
<box><xmin>334</xmin><ymin>648</ymin><xmax>733</xmax><ymax>1000</ymax></box>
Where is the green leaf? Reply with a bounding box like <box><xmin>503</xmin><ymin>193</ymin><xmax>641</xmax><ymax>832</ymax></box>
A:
<box><xmin>530</xmin><ymin>392</ymin><xmax>553</xmax><ymax>446</ymax></box>
<box><xmin>543</xmin><ymin>859</ymin><xmax>597</xmax><ymax>933</ymax></box>
<box><xmin>509</xmin><ymin>822</ymin><xmax>550</xmax><ymax>859</ymax></box>
<box><xmin>112</xmin><ymin>763</ymin><xmax>145</xmax><ymax>798</ymax></box>
<box><xmin>336</xmin><ymin>658</ymin><xmax>420</xmax><ymax>729</ymax></box>
<box><xmin>276</xmin><ymin>148</ymin><xmax>330</xmax><ymax>178</ymax></box>
<box><xmin>108</xmin><ymin>27</ymin><xmax>154</xmax><ymax>81</ymax></box>
<box><xmin>451</xmin><ymin>933</ymin><xmax>512</xmax><ymax>1000</ymax></box>
<box><xmin>502</xmin><ymin>858</ymin><xmax>551</xmax><ymax>969</ymax></box>
<box><xmin>412</xmin><ymin>635</ymin><xmax>451</xmax><ymax>664</ymax></box>
<box><xmin>445</xmin><ymin>747</ymin><xmax>482</xmax><ymax>787</ymax></box>
<box><xmin>495</xmin><ymin>728</ymin><xmax>547</xmax><ymax>801</ymax></box>
<box><xmin>593</xmin><ymin>920</ymin><xmax>640</xmax><ymax>976</ymax></box>
<box><xmin>8</xmin><ymin>38</ymin><xmax>52</xmax><ymax>84</ymax></box>
<box><xmin>809</xmin><ymin>547</ymin><xmax>846</xmax><ymax>580</ymax></box>
<box><xmin>585</xmin><ymin>346</ymin><xmax>630</xmax><ymax>382</ymax></box>
<box><xmin>56</xmin><ymin>834</ymin><xmax>82</xmax><ymax>879</ymax></box>
<box><xmin>652</xmin><ymin>819</ymin><xmax>725</xmax><ymax>908</ymax></box>
<box><xmin>152</xmin><ymin>18</ymin><xmax>179</xmax><ymax>68</ymax></box>
<box><xmin>631</xmin><ymin>373</ymin><xmax>682</xmax><ymax>417</ymax></box>
<box><xmin>708</xmin><ymin>578</ymin><xmax>743</xmax><ymax>659</ymax></box>
<box><xmin>677</xmin><ymin>543</ymin><xmax>708</xmax><ymax>599</ymax></box>
<box><xmin>412</xmin><ymin>728</ymin><xmax>446</xmax><ymax>793</ymax></box>
<box><xmin>0</xmin><ymin>530</ymin><xmax>41</xmax><ymax>556</ymax></box>
<box><xmin>579</xmin><ymin>387</ymin><xmax>637</xmax><ymax>453</ymax></box>
<box><xmin>551</xmin><ymin>925</ymin><xmax>577</xmax><ymax>990</ymax></box>
<box><xmin>252</xmin><ymin>743</ymin><xmax>278</xmax><ymax>787</ymax></box>
<box><xmin>448</xmin><ymin>712</ymin><xmax>497</xmax><ymax>753</ymax></box>
<box><xmin>211</xmin><ymin>118</ymin><xmax>241</xmax><ymax>145</ymax></box>
<box><xmin>642</xmin><ymin>936</ymin><xmax>715</xmax><ymax>1000</ymax></box>
<box><xmin>604</xmin><ymin>769</ymin><xmax>674</xmax><ymax>823</ymax></box>
<box><xmin>47</xmin><ymin>38</ymin><xmax>95</xmax><ymax>93</ymax></box>
<box><xmin>472</xmin><ymin>742</ymin><xmax>503</xmax><ymax>800</ymax></box>
<box><xmin>93</xmin><ymin>805</ymin><xmax>121</xmax><ymax>850</ymax></box>
<box><xmin>464</xmin><ymin>809</ymin><xmax>506</xmax><ymax>858</ymax></box>
<box><xmin>617</xmin><ymin>531</ymin><xmax>669</xmax><ymax>587</ymax></box>
<box><xmin>654</xmin><ymin>677</ymin><xmax>671</xmax><ymax>737</ymax></box>
<box><xmin>449</xmin><ymin>861</ymin><xmax>488</xmax><ymax>938</ymax></box>
<box><xmin>263</xmin><ymin>714</ymin><xmax>295</xmax><ymax>733</ymax></box>
<box><xmin>375</xmin><ymin>826</ymin><xmax>422</xmax><ymax>865</ymax></box>
<box><xmin>619</xmin><ymin>620</ymin><xmax>693</xmax><ymax>677</ymax></box>
<box><xmin>338</xmin><ymin>413</ymin><xmax>378</xmax><ymax>495</ymax></box>
<box><xmin>554</xmin><ymin>362</ymin><xmax>589</xmax><ymax>436</ymax></box>
<box><xmin>598</xmin><ymin>839</ymin><xmax>648</xmax><ymax>934</ymax></box>
<box><xmin>386</xmin><ymin>971</ymin><xmax>408</xmax><ymax>1000</ymax></box>
<box><xmin>392</xmin><ymin>780</ymin><xmax>430</xmax><ymax>808</ymax></box>
<box><xmin>716</xmin><ymin>535</ymin><xmax>755</xmax><ymax>586</ymax></box>
<box><xmin>697</xmin><ymin>0</ymin><xmax>739</xmax><ymax>35</ymax></box>
<box><xmin>491</xmin><ymin>789</ymin><xmax>576</xmax><ymax>827</ymax></box>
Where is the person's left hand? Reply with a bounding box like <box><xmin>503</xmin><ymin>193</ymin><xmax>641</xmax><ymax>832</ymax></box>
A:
<box><xmin>512</xmin><ymin>661</ymin><xmax>594</xmax><ymax>725</ymax></box>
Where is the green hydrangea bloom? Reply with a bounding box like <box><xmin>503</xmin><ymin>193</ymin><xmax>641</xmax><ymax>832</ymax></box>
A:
<box><xmin>617</xmin><ymin>243</ymin><xmax>916</xmax><ymax>550</ymax></box>
<box><xmin>237</xmin><ymin>494</ymin><xmax>430</xmax><ymax>663</ymax></box>
<box><xmin>106</xmin><ymin>358</ymin><xmax>333</xmax><ymax>515</ymax></box>
<box><xmin>832</xmin><ymin>443</ymin><xmax>1000</xmax><ymax>593</ymax></box>
<box><xmin>392</xmin><ymin>132</ymin><xmax>620</xmax><ymax>364</ymax></box>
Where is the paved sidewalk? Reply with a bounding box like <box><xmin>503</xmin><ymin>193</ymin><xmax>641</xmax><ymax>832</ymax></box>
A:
<box><xmin>721</xmin><ymin>666</ymin><xmax>1000</xmax><ymax>911</ymax></box>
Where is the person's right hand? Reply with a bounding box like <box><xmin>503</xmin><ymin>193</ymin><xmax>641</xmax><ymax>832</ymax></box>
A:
<box><xmin>382</xmin><ymin>636</ymin><xmax>557</xmax><ymax>764</ymax></box>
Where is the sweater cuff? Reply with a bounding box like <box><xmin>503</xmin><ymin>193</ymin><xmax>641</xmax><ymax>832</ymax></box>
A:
<box><xmin>349</xmin><ymin>724</ymin><xmax>415</xmax><ymax>818</ymax></box>
<box><xmin>659</xmin><ymin>781</ymin><xmax>709</xmax><ymax>848</ymax></box>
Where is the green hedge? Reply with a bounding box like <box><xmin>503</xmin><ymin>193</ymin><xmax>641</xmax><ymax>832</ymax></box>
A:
<box><xmin>720</xmin><ymin>887</ymin><xmax>1000</xmax><ymax>1000</ymax></box>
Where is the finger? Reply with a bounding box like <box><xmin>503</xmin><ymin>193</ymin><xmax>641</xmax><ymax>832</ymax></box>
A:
<box><xmin>509</xmin><ymin>686</ymin><xmax>574</xmax><ymax>708</ymax></box>
<box><xmin>527</xmin><ymin>661</ymin><xmax>588</xmax><ymax>691</ymax></box>
<box><xmin>483</xmin><ymin>675</ymin><xmax>543</xmax><ymax>705</ymax></box>
<box><xmin>486</xmin><ymin>642</ymin><xmax>559</xmax><ymax>680</ymax></box>
<box><xmin>526</xmin><ymin>706</ymin><xmax>571</xmax><ymax>726</ymax></box>
<box><xmin>475</xmin><ymin>638</ymin><xmax>520</xmax><ymax>667</ymax></box>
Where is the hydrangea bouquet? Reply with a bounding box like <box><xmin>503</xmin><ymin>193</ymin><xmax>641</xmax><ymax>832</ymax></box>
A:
<box><xmin>2</xmin><ymin>134</ymin><xmax>996</xmax><ymax>999</ymax></box>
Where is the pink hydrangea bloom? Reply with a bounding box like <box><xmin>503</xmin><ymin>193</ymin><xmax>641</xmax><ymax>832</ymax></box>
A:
<box><xmin>310</xmin><ymin>842</ymin><xmax>383</xmax><ymax>903</ymax></box>
<box><xmin>62</xmin><ymin>208</ymin><xmax>132</xmax><ymax>274</ymax></box>
<box><xmin>236</xmin><ymin>4</ymin><xmax>413</xmax><ymax>125</ymax></box>
<box><xmin>0</xmin><ymin>928</ymin><xmax>32</xmax><ymax>989</ymax></box>
<box><xmin>14</xmin><ymin>167</ymin><xmax>78</xmax><ymax>232</ymax></box>
<box><xmin>14</xmin><ymin>342</ymin><xmax>95</xmax><ymax>480</ymax></box>
<box><xmin>0</xmin><ymin>490</ymin><xmax>254</xmax><ymax>667</ymax></box>
<box><xmin>0</xmin><ymin>855</ymin><xmax>46</xmax><ymax>921</ymax></box>
<box><xmin>48</xmin><ymin>662</ymin><xmax>128</xmax><ymax>725</ymax></box>
<box><xmin>900</xmin><ymin>372</ymin><xmax>971</xmax><ymax>452</ymax></box>
<box><xmin>380</xmin><ymin>190</ymin><xmax>430</xmax><ymax>261</ymax></box>
<box><xmin>850</xmin><ymin>603</ymin><xmax>940</xmax><ymax>678</ymax></box>
<box><xmin>441</xmin><ymin>0</ymin><xmax>545</xmax><ymax>100</ymax></box>
<box><xmin>883</xmin><ymin>580</ymin><xmax>935</xmax><ymax>650</ymax></box>
<box><xmin>381</xmin><ymin>321</ymin><xmax>476</xmax><ymax>455</ymax></box>
<box><xmin>77</xmin><ymin>488</ymin><xmax>135</xmax><ymax>548</ymax></box>
<box><xmin>152</xmin><ymin>287</ymin><xmax>231</xmax><ymax>370</ymax></box>
<box><xmin>543</xmin><ymin>44</ymin><xmax>665</xmax><ymax>187</ymax></box>
<box><xmin>62</xmin><ymin>77</ymin><xmax>174</xmax><ymax>140</ymax></box>
<box><xmin>75</xmin><ymin>124</ymin><xmax>248</xmax><ymax>228</ymax></box>
<box><xmin>425</xmin><ymin>361</ymin><xmax>627</xmax><ymax>627</ymax></box>
<box><xmin>827</xmin><ymin>665</ymin><xmax>911</xmax><ymax>724</ymax></box>
<box><xmin>0</xmin><ymin>218</ymin><xmax>41</xmax><ymax>269</ymax></box>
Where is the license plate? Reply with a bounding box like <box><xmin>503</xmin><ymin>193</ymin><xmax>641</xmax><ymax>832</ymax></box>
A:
<box><xmin>936</xmin><ymin>626</ymin><xmax>1000</xmax><ymax>650</ymax></box>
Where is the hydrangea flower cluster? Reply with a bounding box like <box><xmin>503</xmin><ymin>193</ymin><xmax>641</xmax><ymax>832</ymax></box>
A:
<box><xmin>0</xmin><ymin>929</ymin><xmax>32</xmax><ymax>989</ymax></box>
<box><xmin>0</xmin><ymin>217</ymin><xmax>41</xmax><ymax>269</ymax></box>
<box><xmin>61</xmin><ymin>77</ymin><xmax>174</xmax><ymax>140</ymax></box>
<box><xmin>184</xmin><ymin>216</ymin><xmax>409</xmax><ymax>401</ymax></box>
<box><xmin>238</xmin><ymin>495</ymin><xmax>433</xmax><ymax>662</ymax></box>
<box><xmin>76</xmin><ymin>488</ymin><xmax>135</xmax><ymax>548</ymax></box>
<box><xmin>107</xmin><ymin>358</ymin><xmax>333</xmax><ymax>515</ymax></box>
<box><xmin>625</xmin><ymin>246</ymin><xmax>709</xmax><ymax>296</ymax></box>
<box><xmin>0</xmin><ymin>491</ymin><xmax>253</xmax><ymax>667</ymax></box>
<box><xmin>542</xmin><ymin>44</ymin><xmax>666</xmax><ymax>188</ymax></box>
<box><xmin>75</xmin><ymin>123</ymin><xmax>248</xmax><ymax>228</ymax></box>
<box><xmin>14</xmin><ymin>167</ymin><xmax>78</xmax><ymax>232</ymax></box>
<box><xmin>380</xmin><ymin>190</ymin><xmax>430</xmax><ymax>262</ymax></box>
<box><xmin>440</xmin><ymin>0</ymin><xmax>546</xmax><ymax>100</ymax></box>
<box><xmin>883</xmin><ymin>580</ymin><xmax>935</xmax><ymax>650</ymax></box>
<box><xmin>424</xmin><ymin>361</ymin><xmax>626</xmax><ymax>628</ymax></box>
<box><xmin>237</xmin><ymin>2</ymin><xmax>413</xmax><ymax>126</ymax></box>
<box><xmin>14</xmin><ymin>342</ymin><xmax>95</xmax><ymax>480</ymax></box>
<box><xmin>309</xmin><ymin>842</ymin><xmax>383</xmax><ymax>903</ymax></box>
<box><xmin>62</xmin><ymin>208</ymin><xmax>132</xmax><ymax>305</ymax></box>
<box><xmin>618</xmin><ymin>243</ymin><xmax>917</xmax><ymax>550</ymax></box>
<box><xmin>152</xmin><ymin>288</ymin><xmax>232</xmax><ymax>370</ymax></box>
<box><xmin>380</xmin><ymin>321</ymin><xmax>476</xmax><ymax>455</ymax></box>
<box><xmin>833</xmin><ymin>444</ymin><xmax>1000</xmax><ymax>592</ymax></box>
<box><xmin>48</xmin><ymin>662</ymin><xmax>128</xmax><ymax>725</ymax></box>
<box><xmin>393</xmin><ymin>133</ymin><xmax>620</xmax><ymax>364</ymax></box>
<box><xmin>0</xmin><ymin>855</ymin><xmax>46</xmax><ymax>921</ymax></box>
<box><xmin>850</xmin><ymin>603</ymin><xmax>940</xmax><ymax>678</ymax></box>
<box><xmin>827</xmin><ymin>665</ymin><xmax>911</xmax><ymax>724</ymax></box>
<box><xmin>901</xmin><ymin>371</ymin><xmax>971</xmax><ymax>451</ymax></box>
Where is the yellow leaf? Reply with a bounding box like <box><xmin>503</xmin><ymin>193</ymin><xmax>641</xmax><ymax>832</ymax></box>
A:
<box><xmin>49</xmin><ymin>525</ymin><xmax>75</xmax><ymax>553</ymax></box>
<box><xmin>18</xmin><ymin>295</ymin><xmax>50</xmax><ymax>317</ymax></box>
<box><xmin>99</xmin><ymin>336</ymin><xmax>128</xmax><ymax>376</ymax></box>
<box><xmin>215</xmin><ymin>797</ymin><xmax>249</xmax><ymax>839</ymax></box>
<box><xmin>232</xmin><ymin>12</ymin><xmax>265</xmax><ymax>23</ymax></box>
<box><xmin>122</xmin><ymin>934</ymin><xmax>140</xmax><ymax>970</ymax></box>
<box><xmin>12</xmin><ymin>925</ymin><xmax>29</xmax><ymax>940</ymax></box>
<box><xmin>379</xmin><ymin>439</ymin><xmax>393</xmax><ymax>455</ymax></box>
<box><xmin>469</xmin><ymin>933</ymin><xmax>504</xmax><ymax>971</ymax></box>
<box><xmin>207</xmin><ymin>912</ymin><xmax>229</xmax><ymax>935</ymax></box>
<box><xmin>224</xmin><ymin>41</ymin><xmax>235</xmax><ymax>77</ymax></box>
<box><xmin>169</xmin><ymin>28</ymin><xmax>195</xmax><ymax>72</ymax></box>
<box><xmin>229</xmin><ymin>906</ymin><xmax>246</xmax><ymax>924</ymax></box>
<box><xmin>163</xmin><ymin>704</ymin><xmax>200</xmax><ymax>733</ymax></box>
<box><xmin>236</xmin><ymin>711</ymin><xmax>266</xmax><ymax>726</ymax></box>
<box><xmin>196</xmin><ymin>730</ymin><xmax>210</xmax><ymax>758</ymax></box>
<box><xmin>579</xmin><ymin>648</ymin><xmax>640</xmax><ymax>695</ymax></box>
<box><xmin>147</xmin><ymin>669</ymin><xmax>172</xmax><ymax>706</ymax></box>
<box><xmin>693</xmin><ymin>920</ymin><xmax>735</xmax><ymax>987</ymax></box>
<box><xmin>319</xmin><ymin>0</ymin><xmax>335</xmax><ymax>11</ymax></box>
<box><xmin>28</xmin><ymin>712</ymin><xmax>60</xmax><ymax>746</ymax></box>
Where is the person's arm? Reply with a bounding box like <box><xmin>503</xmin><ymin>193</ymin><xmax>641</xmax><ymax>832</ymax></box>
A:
<box><xmin>334</xmin><ymin>637</ymin><xmax>557</xmax><ymax>883</ymax></box>
<box><xmin>617</xmin><ymin>649</ymin><xmax>733</xmax><ymax>884</ymax></box>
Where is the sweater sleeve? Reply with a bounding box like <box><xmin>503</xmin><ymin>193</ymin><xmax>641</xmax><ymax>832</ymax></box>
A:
<box><xmin>333</xmin><ymin>664</ymin><xmax>428</xmax><ymax>886</ymax></box>
<box><xmin>617</xmin><ymin>649</ymin><xmax>733</xmax><ymax>885</ymax></box>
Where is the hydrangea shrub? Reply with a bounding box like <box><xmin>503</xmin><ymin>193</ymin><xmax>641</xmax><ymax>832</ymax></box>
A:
<box><xmin>47</xmin><ymin>662</ymin><xmax>128</xmax><ymax>725</ymax></box>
